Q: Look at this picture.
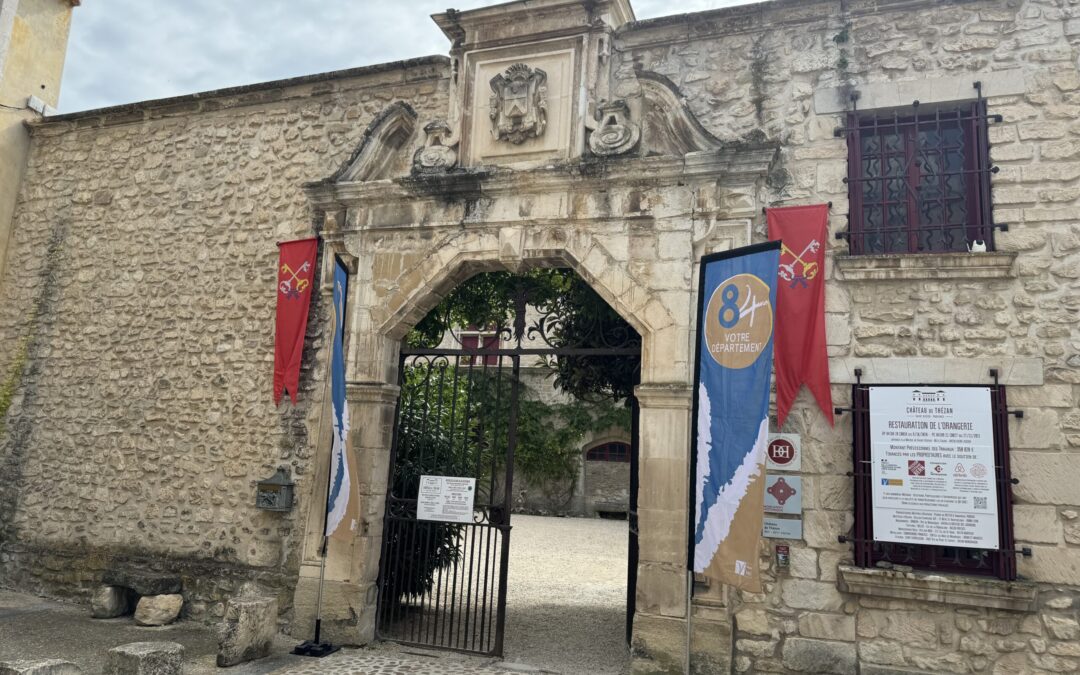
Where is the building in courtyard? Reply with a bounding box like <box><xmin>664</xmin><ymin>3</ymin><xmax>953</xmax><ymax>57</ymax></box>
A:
<box><xmin>1</xmin><ymin>0</ymin><xmax>1079</xmax><ymax>673</ymax></box>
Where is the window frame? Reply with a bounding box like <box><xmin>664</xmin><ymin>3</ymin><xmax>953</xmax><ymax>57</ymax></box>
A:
<box><xmin>850</xmin><ymin>383</ymin><xmax>1017</xmax><ymax>581</ymax></box>
<box><xmin>585</xmin><ymin>441</ymin><xmax>631</xmax><ymax>463</ymax></box>
<box><xmin>461</xmin><ymin>331</ymin><xmax>500</xmax><ymax>366</ymax></box>
<box><xmin>843</xmin><ymin>99</ymin><xmax>996</xmax><ymax>256</ymax></box>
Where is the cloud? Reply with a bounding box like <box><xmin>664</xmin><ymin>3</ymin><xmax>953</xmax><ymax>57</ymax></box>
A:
<box><xmin>61</xmin><ymin>0</ymin><xmax>760</xmax><ymax>112</ymax></box>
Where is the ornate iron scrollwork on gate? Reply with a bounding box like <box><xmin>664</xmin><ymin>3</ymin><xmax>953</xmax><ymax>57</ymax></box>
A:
<box><xmin>375</xmin><ymin>272</ymin><xmax>641</xmax><ymax>656</ymax></box>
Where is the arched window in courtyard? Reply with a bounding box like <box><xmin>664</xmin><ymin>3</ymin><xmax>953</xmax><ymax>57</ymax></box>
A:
<box><xmin>585</xmin><ymin>441</ymin><xmax>631</xmax><ymax>463</ymax></box>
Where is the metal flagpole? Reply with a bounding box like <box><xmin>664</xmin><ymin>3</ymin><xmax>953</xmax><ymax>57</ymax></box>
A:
<box><xmin>685</xmin><ymin>571</ymin><xmax>692</xmax><ymax>675</ymax></box>
<box><xmin>292</xmin><ymin>251</ymin><xmax>342</xmax><ymax>658</ymax></box>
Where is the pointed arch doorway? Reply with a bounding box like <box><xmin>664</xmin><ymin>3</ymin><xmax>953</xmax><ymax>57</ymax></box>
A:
<box><xmin>374</xmin><ymin>269</ymin><xmax>642</xmax><ymax>658</ymax></box>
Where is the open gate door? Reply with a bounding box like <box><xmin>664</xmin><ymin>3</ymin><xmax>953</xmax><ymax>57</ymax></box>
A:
<box><xmin>375</xmin><ymin>278</ymin><xmax>641</xmax><ymax>657</ymax></box>
<box><xmin>376</xmin><ymin>349</ymin><xmax>519</xmax><ymax>656</ymax></box>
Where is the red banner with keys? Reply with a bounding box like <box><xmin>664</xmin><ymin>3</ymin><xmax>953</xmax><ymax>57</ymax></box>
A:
<box><xmin>766</xmin><ymin>205</ymin><xmax>833</xmax><ymax>428</ymax></box>
<box><xmin>274</xmin><ymin>238</ymin><xmax>318</xmax><ymax>405</ymax></box>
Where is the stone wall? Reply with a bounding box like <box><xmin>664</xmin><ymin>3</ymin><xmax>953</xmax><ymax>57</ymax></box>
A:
<box><xmin>0</xmin><ymin>57</ymin><xmax>449</xmax><ymax>617</ymax></box>
<box><xmin>616</xmin><ymin>0</ymin><xmax>1080</xmax><ymax>672</ymax></box>
<box><xmin>0</xmin><ymin>0</ymin><xmax>1077</xmax><ymax>671</ymax></box>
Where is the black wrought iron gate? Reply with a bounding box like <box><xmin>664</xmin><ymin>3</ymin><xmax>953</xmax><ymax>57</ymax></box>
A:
<box><xmin>375</xmin><ymin>282</ymin><xmax>641</xmax><ymax>656</ymax></box>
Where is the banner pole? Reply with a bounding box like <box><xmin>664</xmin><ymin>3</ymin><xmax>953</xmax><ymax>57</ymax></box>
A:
<box><xmin>313</xmin><ymin>535</ymin><xmax>328</xmax><ymax>645</ymax></box>
<box><xmin>292</xmin><ymin>246</ymin><xmax>342</xmax><ymax>658</ymax></box>
<box><xmin>684</xmin><ymin>571</ymin><xmax>692</xmax><ymax>675</ymax></box>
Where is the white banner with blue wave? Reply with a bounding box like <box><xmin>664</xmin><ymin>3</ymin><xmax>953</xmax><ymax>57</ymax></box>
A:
<box><xmin>325</xmin><ymin>257</ymin><xmax>358</xmax><ymax>542</ymax></box>
<box><xmin>690</xmin><ymin>242</ymin><xmax>780</xmax><ymax>592</ymax></box>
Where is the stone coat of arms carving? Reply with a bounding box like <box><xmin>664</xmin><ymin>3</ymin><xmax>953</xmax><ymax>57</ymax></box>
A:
<box><xmin>489</xmin><ymin>63</ymin><xmax>547</xmax><ymax>144</ymax></box>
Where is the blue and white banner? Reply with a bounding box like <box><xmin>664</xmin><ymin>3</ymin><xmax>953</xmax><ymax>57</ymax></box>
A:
<box><xmin>325</xmin><ymin>257</ymin><xmax>358</xmax><ymax>542</ymax></box>
<box><xmin>690</xmin><ymin>242</ymin><xmax>780</xmax><ymax>592</ymax></box>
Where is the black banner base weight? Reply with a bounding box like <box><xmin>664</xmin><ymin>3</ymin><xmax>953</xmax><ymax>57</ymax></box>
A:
<box><xmin>291</xmin><ymin>641</ymin><xmax>341</xmax><ymax>657</ymax></box>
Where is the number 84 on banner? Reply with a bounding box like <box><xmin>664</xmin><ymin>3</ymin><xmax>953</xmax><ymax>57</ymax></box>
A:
<box><xmin>704</xmin><ymin>273</ymin><xmax>774</xmax><ymax>371</ymax></box>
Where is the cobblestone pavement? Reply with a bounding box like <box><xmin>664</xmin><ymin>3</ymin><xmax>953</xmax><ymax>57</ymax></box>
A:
<box><xmin>273</xmin><ymin>643</ymin><xmax>550</xmax><ymax>674</ymax></box>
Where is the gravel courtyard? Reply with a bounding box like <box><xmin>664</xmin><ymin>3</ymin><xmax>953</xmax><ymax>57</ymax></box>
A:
<box><xmin>502</xmin><ymin>514</ymin><xmax>631</xmax><ymax>675</ymax></box>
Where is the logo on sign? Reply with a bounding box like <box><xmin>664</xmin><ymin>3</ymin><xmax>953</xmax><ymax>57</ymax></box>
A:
<box><xmin>767</xmin><ymin>477</ymin><xmax>798</xmax><ymax>506</ymax></box>
<box><xmin>778</xmin><ymin>240</ymin><xmax>820</xmax><ymax>289</ymax></box>
<box><xmin>704</xmin><ymin>273</ymin><xmax>773</xmax><ymax>370</ymax></box>
<box><xmin>908</xmin><ymin>460</ymin><xmax>925</xmax><ymax>476</ymax></box>
<box><xmin>768</xmin><ymin>438</ymin><xmax>796</xmax><ymax>466</ymax></box>
<box><xmin>911</xmin><ymin>389</ymin><xmax>947</xmax><ymax>404</ymax></box>
<box><xmin>279</xmin><ymin>261</ymin><xmax>312</xmax><ymax>300</ymax></box>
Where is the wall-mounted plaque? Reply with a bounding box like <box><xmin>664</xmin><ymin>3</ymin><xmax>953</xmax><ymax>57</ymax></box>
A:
<box><xmin>766</xmin><ymin>433</ymin><xmax>801</xmax><ymax>472</ymax></box>
<box><xmin>763</xmin><ymin>517</ymin><xmax>803</xmax><ymax>540</ymax></box>
<box><xmin>417</xmin><ymin>475</ymin><xmax>477</xmax><ymax>524</ymax></box>
<box><xmin>869</xmin><ymin>386</ymin><xmax>998</xmax><ymax>549</ymax></box>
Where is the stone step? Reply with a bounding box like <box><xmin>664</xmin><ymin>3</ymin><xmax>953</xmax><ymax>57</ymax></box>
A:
<box><xmin>104</xmin><ymin>642</ymin><xmax>184</xmax><ymax>675</ymax></box>
<box><xmin>0</xmin><ymin>661</ymin><xmax>81</xmax><ymax>675</ymax></box>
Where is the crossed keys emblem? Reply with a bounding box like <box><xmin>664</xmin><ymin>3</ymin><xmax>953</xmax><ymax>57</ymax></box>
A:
<box><xmin>779</xmin><ymin>240</ymin><xmax>820</xmax><ymax>289</ymax></box>
<box><xmin>279</xmin><ymin>261</ymin><xmax>311</xmax><ymax>299</ymax></box>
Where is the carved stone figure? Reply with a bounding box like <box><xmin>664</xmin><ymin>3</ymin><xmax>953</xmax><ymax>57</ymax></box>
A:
<box><xmin>489</xmin><ymin>63</ymin><xmax>547</xmax><ymax>144</ymax></box>
<box><xmin>413</xmin><ymin>120</ymin><xmax>459</xmax><ymax>173</ymax></box>
<box><xmin>588</xmin><ymin>100</ymin><xmax>640</xmax><ymax>156</ymax></box>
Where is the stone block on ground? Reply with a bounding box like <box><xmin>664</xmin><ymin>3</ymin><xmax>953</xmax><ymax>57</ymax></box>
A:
<box><xmin>104</xmin><ymin>643</ymin><xmax>183</xmax><ymax>675</ymax></box>
<box><xmin>0</xmin><ymin>661</ymin><xmax>81</xmax><ymax>675</ymax></box>
<box><xmin>91</xmin><ymin>585</ymin><xmax>136</xmax><ymax>619</ymax></box>
<box><xmin>101</xmin><ymin>570</ymin><xmax>181</xmax><ymax>596</ymax></box>
<box><xmin>216</xmin><ymin>596</ymin><xmax>278</xmax><ymax>667</ymax></box>
<box><xmin>133</xmin><ymin>595</ymin><xmax>183</xmax><ymax>627</ymax></box>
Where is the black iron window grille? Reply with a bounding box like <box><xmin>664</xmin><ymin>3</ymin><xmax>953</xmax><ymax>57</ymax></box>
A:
<box><xmin>585</xmin><ymin>441</ymin><xmax>630</xmax><ymax>463</ymax></box>
<box><xmin>837</xmin><ymin>84</ymin><xmax>1003</xmax><ymax>255</ymax></box>
<box><xmin>848</xmin><ymin>384</ymin><xmax>1017</xmax><ymax>581</ymax></box>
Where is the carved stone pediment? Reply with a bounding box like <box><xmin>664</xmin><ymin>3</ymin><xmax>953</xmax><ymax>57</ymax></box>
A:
<box><xmin>489</xmin><ymin>63</ymin><xmax>548</xmax><ymax>144</ymax></box>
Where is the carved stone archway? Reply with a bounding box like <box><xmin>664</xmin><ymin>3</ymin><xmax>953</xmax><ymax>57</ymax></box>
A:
<box><xmin>290</xmin><ymin>3</ymin><xmax>777</xmax><ymax>669</ymax></box>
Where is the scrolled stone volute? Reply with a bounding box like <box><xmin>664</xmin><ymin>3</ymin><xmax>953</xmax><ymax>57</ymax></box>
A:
<box><xmin>588</xmin><ymin>100</ymin><xmax>640</xmax><ymax>157</ymax></box>
<box><xmin>412</xmin><ymin>120</ymin><xmax>459</xmax><ymax>174</ymax></box>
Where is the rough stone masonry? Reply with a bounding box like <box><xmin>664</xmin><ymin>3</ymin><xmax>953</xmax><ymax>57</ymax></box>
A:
<box><xmin>0</xmin><ymin>0</ymin><xmax>1078</xmax><ymax>673</ymax></box>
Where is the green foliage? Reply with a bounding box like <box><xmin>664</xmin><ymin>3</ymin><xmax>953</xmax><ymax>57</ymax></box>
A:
<box><xmin>385</xmin><ymin>269</ymin><xmax>636</xmax><ymax>604</ymax></box>
<box><xmin>410</xmin><ymin>269</ymin><xmax>640</xmax><ymax>401</ymax></box>
<box><xmin>513</xmin><ymin>385</ymin><xmax>630</xmax><ymax>496</ymax></box>
<box><xmin>0</xmin><ymin>316</ymin><xmax>35</xmax><ymax>438</ymax></box>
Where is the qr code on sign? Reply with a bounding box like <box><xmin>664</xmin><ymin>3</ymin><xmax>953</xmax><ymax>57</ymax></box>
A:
<box><xmin>974</xmin><ymin>497</ymin><xmax>987</xmax><ymax>510</ymax></box>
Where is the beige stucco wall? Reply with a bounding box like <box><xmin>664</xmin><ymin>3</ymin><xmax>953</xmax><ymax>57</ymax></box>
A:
<box><xmin>0</xmin><ymin>0</ymin><xmax>74</xmax><ymax>305</ymax></box>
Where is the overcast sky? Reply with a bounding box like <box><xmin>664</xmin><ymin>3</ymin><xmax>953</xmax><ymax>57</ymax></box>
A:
<box><xmin>59</xmin><ymin>0</ymin><xmax>760</xmax><ymax>113</ymax></box>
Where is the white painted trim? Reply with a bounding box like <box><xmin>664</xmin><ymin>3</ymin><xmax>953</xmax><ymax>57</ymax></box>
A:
<box><xmin>814</xmin><ymin>70</ymin><xmax>1028</xmax><ymax>115</ymax></box>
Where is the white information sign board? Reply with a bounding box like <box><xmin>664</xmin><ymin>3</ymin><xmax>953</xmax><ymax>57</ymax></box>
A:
<box><xmin>763</xmin><ymin>517</ymin><xmax>803</xmax><ymax>540</ymax></box>
<box><xmin>417</xmin><ymin>475</ymin><xmax>476</xmax><ymax>524</ymax></box>
<box><xmin>869</xmin><ymin>387</ymin><xmax>998</xmax><ymax>549</ymax></box>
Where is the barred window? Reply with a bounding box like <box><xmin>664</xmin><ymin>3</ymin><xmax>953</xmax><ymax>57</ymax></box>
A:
<box><xmin>586</xmin><ymin>441</ymin><xmax>630</xmax><ymax>463</ymax></box>
<box><xmin>841</xmin><ymin>99</ymin><xmax>997</xmax><ymax>255</ymax></box>
<box><xmin>849</xmin><ymin>384</ymin><xmax>1017</xmax><ymax>581</ymax></box>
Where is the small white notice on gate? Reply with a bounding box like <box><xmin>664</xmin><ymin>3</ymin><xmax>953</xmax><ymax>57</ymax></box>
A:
<box><xmin>869</xmin><ymin>387</ymin><xmax>998</xmax><ymax>549</ymax></box>
<box><xmin>417</xmin><ymin>475</ymin><xmax>476</xmax><ymax>524</ymax></box>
